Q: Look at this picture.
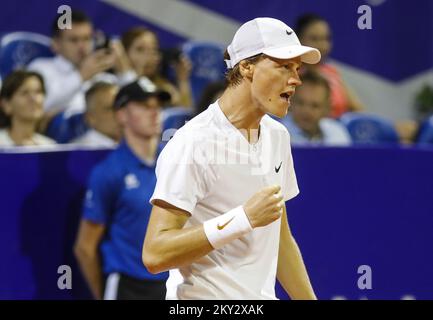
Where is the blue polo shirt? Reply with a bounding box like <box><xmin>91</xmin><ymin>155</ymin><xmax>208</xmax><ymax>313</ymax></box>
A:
<box><xmin>83</xmin><ymin>141</ymin><xmax>168</xmax><ymax>281</ymax></box>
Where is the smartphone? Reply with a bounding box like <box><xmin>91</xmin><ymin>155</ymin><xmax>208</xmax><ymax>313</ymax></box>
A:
<box><xmin>94</xmin><ymin>30</ymin><xmax>111</xmax><ymax>52</ymax></box>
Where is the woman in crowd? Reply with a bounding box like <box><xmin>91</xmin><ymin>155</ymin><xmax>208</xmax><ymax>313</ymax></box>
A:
<box><xmin>121</xmin><ymin>27</ymin><xmax>192</xmax><ymax>107</ymax></box>
<box><xmin>296</xmin><ymin>14</ymin><xmax>364</xmax><ymax>118</ymax></box>
<box><xmin>0</xmin><ymin>70</ymin><xmax>55</xmax><ymax>146</ymax></box>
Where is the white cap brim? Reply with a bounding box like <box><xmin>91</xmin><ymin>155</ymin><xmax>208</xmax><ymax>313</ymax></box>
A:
<box><xmin>263</xmin><ymin>45</ymin><xmax>321</xmax><ymax>64</ymax></box>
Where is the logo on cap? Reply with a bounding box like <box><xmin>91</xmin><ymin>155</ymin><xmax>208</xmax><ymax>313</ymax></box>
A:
<box><xmin>138</xmin><ymin>77</ymin><xmax>157</xmax><ymax>93</ymax></box>
<box><xmin>286</xmin><ymin>30</ymin><xmax>293</xmax><ymax>36</ymax></box>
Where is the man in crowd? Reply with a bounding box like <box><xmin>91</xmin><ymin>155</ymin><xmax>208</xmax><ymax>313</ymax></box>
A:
<box><xmin>28</xmin><ymin>10</ymin><xmax>135</xmax><ymax>116</ymax></box>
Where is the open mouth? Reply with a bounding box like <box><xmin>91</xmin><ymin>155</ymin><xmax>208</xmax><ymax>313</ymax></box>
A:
<box><xmin>280</xmin><ymin>91</ymin><xmax>293</xmax><ymax>103</ymax></box>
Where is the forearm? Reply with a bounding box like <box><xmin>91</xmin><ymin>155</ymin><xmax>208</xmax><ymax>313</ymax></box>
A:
<box><xmin>177</xmin><ymin>80</ymin><xmax>193</xmax><ymax>108</ymax></box>
<box><xmin>143</xmin><ymin>224</ymin><xmax>213</xmax><ymax>273</ymax></box>
<box><xmin>75</xmin><ymin>250</ymin><xmax>103</xmax><ymax>299</ymax></box>
<box><xmin>144</xmin><ymin>203</ymin><xmax>254</xmax><ymax>273</ymax></box>
<box><xmin>277</xmin><ymin>235</ymin><xmax>316</xmax><ymax>300</ymax></box>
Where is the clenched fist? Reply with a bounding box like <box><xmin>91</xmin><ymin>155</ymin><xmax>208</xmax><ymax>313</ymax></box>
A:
<box><xmin>243</xmin><ymin>185</ymin><xmax>284</xmax><ymax>228</ymax></box>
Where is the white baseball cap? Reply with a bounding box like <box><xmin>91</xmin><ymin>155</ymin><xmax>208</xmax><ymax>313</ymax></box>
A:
<box><xmin>225</xmin><ymin>17</ymin><xmax>321</xmax><ymax>69</ymax></box>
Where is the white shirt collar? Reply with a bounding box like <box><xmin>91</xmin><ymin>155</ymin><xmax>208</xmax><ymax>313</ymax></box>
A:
<box><xmin>212</xmin><ymin>101</ymin><xmax>264</xmax><ymax>148</ymax></box>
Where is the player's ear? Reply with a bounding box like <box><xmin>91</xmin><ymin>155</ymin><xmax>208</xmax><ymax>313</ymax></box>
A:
<box><xmin>239</xmin><ymin>60</ymin><xmax>254</xmax><ymax>81</ymax></box>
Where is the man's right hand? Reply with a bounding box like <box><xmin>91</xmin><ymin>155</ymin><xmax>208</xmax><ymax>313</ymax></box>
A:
<box><xmin>243</xmin><ymin>185</ymin><xmax>284</xmax><ymax>228</ymax></box>
<box><xmin>79</xmin><ymin>49</ymin><xmax>116</xmax><ymax>81</ymax></box>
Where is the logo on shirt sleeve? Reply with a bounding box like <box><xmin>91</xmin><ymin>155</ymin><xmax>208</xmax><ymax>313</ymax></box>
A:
<box><xmin>124</xmin><ymin>173</ymin><xmax>140</xmax><ymax>189</ymax></box>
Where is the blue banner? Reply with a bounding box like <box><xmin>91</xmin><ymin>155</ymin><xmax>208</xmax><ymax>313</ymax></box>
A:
<box><xmin>1</xmin><ymin>146</ymin><xmax>432</xmax><ymax>299</ymax></box>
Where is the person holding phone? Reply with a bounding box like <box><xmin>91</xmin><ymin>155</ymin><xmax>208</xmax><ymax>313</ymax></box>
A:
<box><xmin>28</xmin><ymin>10</ymin><xmax>136</xmax><ymax>115</ymax></box>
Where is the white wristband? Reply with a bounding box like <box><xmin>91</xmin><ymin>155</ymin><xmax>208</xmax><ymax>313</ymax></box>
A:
<box><xmin>203</xmin><ymin>206</ymin><xmax>253</xmax><ymax>250</ymax></box>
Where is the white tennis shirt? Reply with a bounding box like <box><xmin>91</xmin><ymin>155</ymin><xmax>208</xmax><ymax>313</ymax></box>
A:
<box><xmin>150</xmin><ymin>101</ymin><xmax>299</xmax><ymax>299</ymax></box>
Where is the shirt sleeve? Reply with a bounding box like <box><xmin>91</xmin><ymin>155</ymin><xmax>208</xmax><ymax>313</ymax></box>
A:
<box><xmin>82</xmin><ymin>164</ymin><xmax>117</xmax><ymax>224</ymax></box>
<box><xmin>282</xmin><ymin>130</ymin><xmax>300</xmax><ymax>202</ymax></box>
<box><xmin>150</xmin><ymin>132</ymin><xmax>211</xmax><ymax>214</ymax></box>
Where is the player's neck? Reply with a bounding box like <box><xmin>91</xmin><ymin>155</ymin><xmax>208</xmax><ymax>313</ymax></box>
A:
<box><xmin>219</xmin><ymin>84</ymin><xmax>264</xmax><ymax>134</ymax></box>
<box><xmin>219</xmin><ymin>84</ymin><xmax>265</xmax><ymax>144</ymax></box>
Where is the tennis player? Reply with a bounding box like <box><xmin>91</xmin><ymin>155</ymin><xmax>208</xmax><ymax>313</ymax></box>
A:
<box><xmin>143</xmin><ymin>17</ymin><xmax>321</xmax><ymax>300</ymax></box>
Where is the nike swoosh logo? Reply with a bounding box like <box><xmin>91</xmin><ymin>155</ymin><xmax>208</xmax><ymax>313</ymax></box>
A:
<box><xmin>275</xmin><ymin>161</ymin><xmax>282</xmax><ymax>173</ymax></box>
<box><xmin>217</xmin><ymin>216</ymin><xmax>235</xmax><ymax>230</ymax></box>
<box><xmin>286</xmin><ymin>30</ymin><xmax>293</xmax><ymax>36</ymax></box>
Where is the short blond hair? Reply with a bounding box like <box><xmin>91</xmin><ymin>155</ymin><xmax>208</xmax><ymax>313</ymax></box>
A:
<box><xmin>223</xmin><ymin>50</ymin><xmax>264</xmax><ymax>87</ymax></box>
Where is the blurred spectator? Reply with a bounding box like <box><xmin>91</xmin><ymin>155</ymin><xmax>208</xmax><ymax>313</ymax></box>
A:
<box><xmin>296</xmin><ymin>14</ymin><xmax>364</xmax><ymax>118</ymax></box>
<box><xmin>0</xmin><ymin>103</ymin><xmax>8</xmax><ymax>128</ymax></box>
<box><xmin>280</xmin><ymin>71</ymin><xmax>351</xmax><ymax>146</ymax></box>
<box><xmin>74</xmin><ymin>78</ymin><xmax>169</xmax><ymax>300</ymax></box>
<box><xmin>0</xmin><ymin>70</ymin><xmax>55</xmax><ymax>146</ymax></box>
<box><xmin>28</xmin><ymin>10</ymin><xmax>136</xmax><ymax>116</ymax></box>
<box><xmin>395</xmin><ymin>120</ymin><xmax>419</xmax><ymax>145</ymax></box>
<box><xmin>194</xmin><ymin>80</ymin><xmax>227</xmax><ymax>116</ymax></box>
<box><xmin>72</xmin><ymin>82</ymin><xmax>120</xmax><ymax>147</ymax></box>
<box><xmin>121</xmin><ymin>27</ymin><xmax>192</xmax><ymax>107</ymax></box>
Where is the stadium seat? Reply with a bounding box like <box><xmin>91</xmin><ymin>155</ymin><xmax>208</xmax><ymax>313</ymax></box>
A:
<box><xmin>45</xmin><ymin>112</ymin><xmax>88</xmax><ymax>143</ymax></box>
<box><xmin>161</xmin><ymin>108</ymin><xmax>192</xmax><ymax>143</ymax></box>
<box><xmin>0</xmin><ymin>31</ymin><xmax>54</xmax><ymax>79</ymax></box>
<box><xmin>182</xmin><ymin>41</ymin><xmax>226</xmax><ymax>105</ymax></box>
<box><xmin>416</xmin><ymin>114</ymin><xmax>433</xmax><ymax>145</ymax></box>
<box><xmin>339</xmin><ymin>112</ymin><xmax>400</xmax><ymax>144</ymax></box>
